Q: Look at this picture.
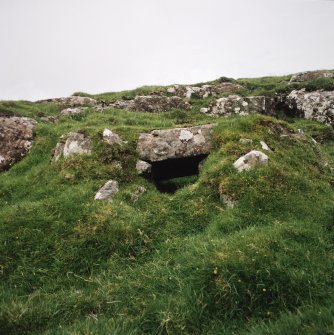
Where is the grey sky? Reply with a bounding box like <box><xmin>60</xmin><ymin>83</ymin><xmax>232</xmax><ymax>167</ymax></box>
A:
<box><xmin>0</xmin><ymin>0</ymin><xmax>333</xmax><ymax>101</ymax></box>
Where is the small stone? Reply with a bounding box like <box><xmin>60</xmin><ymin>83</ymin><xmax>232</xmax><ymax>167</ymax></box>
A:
<box><xmin>239</xmin><ymin>138</ymin><xmax>253</xmax><ymax>144</ymax></box>
<box><xmin>220</xmin><ymin>194</ymin><xmax>236</xmax><ymax>208</ymax></box>
<box><xmin>103</xmin><ymin>128</ymin><xmax>127</xmax><ymax>146</ymax></box>
<box><xmin>130</xmin><ymin>186</ymin><xmax>147</xmax><ymax>203</ymax></box>
<box><xmin>260</xmin><ymin>141</ymin><xmax>271</xmax><ymax>151</ymax></box>
<box><xmin>233</xmin><ymin>150</ymin><xmax>269</xmax><ymax>172</ymax></box>
<box><xmin>136</xmin><ymin>160</ymin><xmax>152</xmax><ymax>175</ymax></box>
<box><xmin>94</xmin><ymin>180</ymin><xmax>119</xmax><ymax>201</ymax></box>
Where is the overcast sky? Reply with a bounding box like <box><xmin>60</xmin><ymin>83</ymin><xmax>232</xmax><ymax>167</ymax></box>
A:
<box><xmin>0</xmin><ymin>0</ymin><xmax>333</xmax><ymax>101</ymax></box>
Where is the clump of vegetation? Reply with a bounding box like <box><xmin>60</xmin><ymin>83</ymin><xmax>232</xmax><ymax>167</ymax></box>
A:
<box><xmin>1</xmin><ymin>74</ymin><xmax>334</xmax><ymax>334</ymax></box>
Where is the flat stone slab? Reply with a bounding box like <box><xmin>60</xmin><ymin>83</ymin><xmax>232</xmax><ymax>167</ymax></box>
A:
<box><xmin>137</xmin><ymin>124</ymin><xmax>215</xmax><ymax>162</ymax></box>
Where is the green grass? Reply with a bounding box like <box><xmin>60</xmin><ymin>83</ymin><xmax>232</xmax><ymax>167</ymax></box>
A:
<box><xmin>1</xmin><ymin>74</ymin><xmax>334</xmax><ymax>334</ymax></box>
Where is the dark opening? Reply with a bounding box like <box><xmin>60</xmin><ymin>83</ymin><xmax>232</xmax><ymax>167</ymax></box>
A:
<box><xmin>151</xmin><ymin>154</ymin><xmax>207</xmax><ymax>194</ymax></box>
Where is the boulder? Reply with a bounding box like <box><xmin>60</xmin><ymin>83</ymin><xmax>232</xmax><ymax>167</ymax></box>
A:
<box><xmin>111</xmin><ymin>95</ymin><xmax>190</xmax><ymax>112</ymax></box>
<box><xmin>103</xmin><ymin>128</ymin><xmax>127</xmax><ymax>146</ymax></box>
<box><xmin>201</xmin><ymin>95</ymin><xmax>267</xmax><ymax>117</ymax></box>
<box><xmin>286</xmin><ymin>89</ymin><xmax>334</xmax><ymax>126</ymax></box>
<box><xmin>53</xmin><ymin>132</ymin><xmax>92</xmax><ymax>161</ymax></box>
<box><xmin>0</xmin><ymin>116</ymin><xmax>38</xmax><ymax>171</ymax></box>
<box><xmin>136</xmin><ymin>160</ymin><xmax>152</xmax><ymax>175</ymax></box>
<box><xmin>36</xmin><ymin>96</ymin><xmax>97</xmax><ymax>106</ymax></box>
<box><xmin>137</xmin><ymin>124</ymin><xmax>215</xmax><ymax>162</ymax></box>
<box><xmin>233</xmin><ymin>150</ymin><xmax>269</xmax><ymax>172</ymax></box>
<box><xmin>60</xmin><ymin>107</ymin><xmax>87</xmax><ymax>116</ymax></box>
<box><xmin>94</xmin><ymin>180</ymin><xmax>119</xmax><ymax>201</ymax></box>
<box><xmin>289</xmin><ymin>70</ymin><xmax>334</xmax><ymax>83</ymax></box>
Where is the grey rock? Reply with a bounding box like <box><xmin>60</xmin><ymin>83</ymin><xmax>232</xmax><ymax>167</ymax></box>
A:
<box><xmin>201</xmin><ymin>95</ymin><xmax>267</xmax><ymax>117</ymax></box>
<box><xmin>60</xmin><ymin>107</ymin><xmax>87</xmax><ymax>116</ymax></box>
<box><xmin>233</xmin><ymin>150</ymin><xmax>269</xmax><ymax>172</ymax></box>
<box><xmin>94</xmin><ymin>180</ymin><xmax>119</xmax><ymax>201</ymax></box>
<box><xmin>289</xmin><ymin>70</ymin><xmax>334</xmax><ymax>83</ymax></box>
<box><xmin>137</xmin><ymin>124</ymin><xmax>215</xmax><ymax>162</ymax></box>
<box><xmin>166</xmin><ymin>83</ymin><xmax>243</xmax><ymax>100</ymax></box>
<box><xmin>0</xmin><ymin>116</ymin><xmax>38</xmax><ymax>171</ymax></box>
<box><xmin>136</xmin><ymin>160</ymin><xmax>152</xmax><ymax>175</ymax></box>
<box><xmin>286</xmin><ymin>89</ymin><xmax>334</xmax><ymax>126</ymax></box>
<box><xmin>53</xmin><ymin>132</ymin><xmax>92</xmax><ymax>161</ymax></box>
<box><xmin>103</xmin><ymin>128</ymin><xmax>127</xmax><ymax>146</ymax></box>
<box><xmin>111</xmin><ymin>95</ymin><xmax>190</xmax><ymax>113</ymax></box>
<box><xmin>36</xmin><ymin>96</ymin><xmax>97</xmax><ymax>106</ymax></box>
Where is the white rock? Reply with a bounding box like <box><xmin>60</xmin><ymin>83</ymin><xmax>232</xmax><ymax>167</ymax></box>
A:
<box><xmin>94</xmin><ymin>180</ymin><xmax>119</xmax><ymax>201</ymax></box>
<box><xmin>260</xmin><ymin>141</ymin><xmax>271</xmax><ymax>151</ymax></box>
<box><xmin>233</xmin><ymin>150</ymin><xmax>269</xmax><ymax>172</ymax></box>
<box><xmin>103</xmin><ymin>128</ymin><xmax>127</xmax><ymax>146</ymax></box>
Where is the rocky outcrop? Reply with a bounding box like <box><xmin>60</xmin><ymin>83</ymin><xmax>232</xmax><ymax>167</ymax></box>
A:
<box><xmin>137</xmin><ymin>124</ymin><xmax>215</xmax><ymax>162</ymax></box>
<box><xmin>233</xmin><ymin>150</ymin><xmax>269</xmax><ymax>172</ymax></box>
<box><xmin>94</xmin><ymin>180</ymin><xmax>119</xmax><ymax>201</ymax></box>
<box><xmin>286</xmin><ymin>89</ymin><xmax>334</xmax><ymax>126</ymax></box>
<box><xmin>103</xmin><ymin>129</ymin><xmax>127</xmax><ymax>146</ymax></box>
<box><xmin>36</xmin><ymin>96</ymin><xmax>97</xmax><ymax>106</ymax></box>
<box><xmin>289</xmin><ymin>70</ymin><xmax>334</xmax><ymax>83</ymax></box>
<box><xmin>0</xmin><ymin>116</ymin><xmax>38</xmax><ymax>171</ymax></box>
<box><xmin>167</xmin><ymin>83</ymin><xmax>243</xmax><ymax>100</ymax></box>
<box><xmin>201</xmin><ymin>95</ymin><xmax>267</xmax><ymax>117</ymax></box>
<box><xmin>111</xmin><ymin>95</ymin><xmax>191</xmax><ymax>112</ymax></box>
<box><xmin>53</xmin><ymin>132</ymin><xmax>92</xmax><ymax>161</ymax></box>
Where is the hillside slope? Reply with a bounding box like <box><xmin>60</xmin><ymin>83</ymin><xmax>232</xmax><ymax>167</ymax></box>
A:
<box><xmin>1</xmin><ymin>71</ymin><xmax>334</xmax><ymax>334</ymax></box>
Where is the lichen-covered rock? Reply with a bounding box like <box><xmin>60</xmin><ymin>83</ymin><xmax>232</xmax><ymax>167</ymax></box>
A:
<box><xmin>0</xmin><ymin>116</ymin><xmax>38</xmax><ymax>171</ymax></box>
<box><xmin>233</xmin><ymin>150</ymin><xmax>269</xmax><ymax>172</ymax></box>
<box><xmin>137</xmin><ymin>124</ymin><xmax>215</xmax><ymax>162</ymax></box>
<box><xmin>136</xmin><ymin>160</ymin><xmax>152</xmax><ymax>175</ymax></box>
<box><xmin>60</xmin><ymin>107</ymin><xmax>87</xmax><ymax>116</ymax></box>
<box><xmin>286</xmin><ymin>89</ymin><xmax>334</xmax><ymax>126</ymax></box>
<box><xmin>94</xmin><ymin>180</ymin><xmax>119</xmax><ymax>201</ymax></box>
<box><xmin>53</xmin><ymin>132</ymin><xmax>92</xmax><ymax>161</ymax></box>
<box><xmin>36</xmin><ymin>96</ymin><xmax>97</xmax><ymax>106</ymax></box>
<box><xmin>201</xmin><ymin>95</ymin><xmax>267</xmax><ymax>117</ymax></box>
<box><xmin>103</xmin><ymin>128</ymin><xmax>127</xmax><ymax>146</ymax></box>
<box><xmin>167</xmin><ymin>83</ymin><xmax>243</xmax><ymax>100</ymax></box>
<box><xmin>289</xmin><ymin>70</ymin><xmax>334</xmax><ymax>83</ymax></box>
<box><xmin>111</xmin><ymin>95</ymin><xmax>190</xmax><ymax>112</ymax></box>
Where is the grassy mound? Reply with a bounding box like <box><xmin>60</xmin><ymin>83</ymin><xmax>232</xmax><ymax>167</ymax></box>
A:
<box><xmin>1</xmin><ymin>75</ymin><xmax>334</xmax><ymax>334</ymax></box>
